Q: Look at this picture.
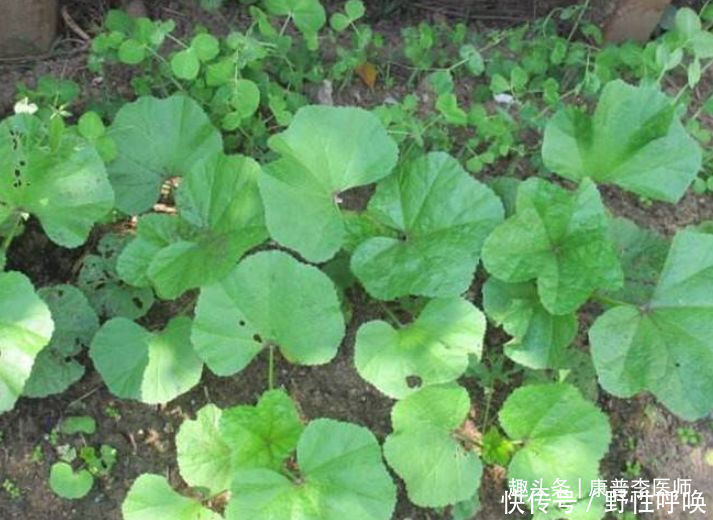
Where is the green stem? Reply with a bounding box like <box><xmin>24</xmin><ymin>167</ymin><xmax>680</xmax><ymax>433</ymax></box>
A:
<box><xmin>378</xmin><ymin>301</ymin><xmax>404</xmax><ymax>327</ymax></box>
<box><xmin>591</xmin><ymin>293</ymin><xmax>629</xmax><ymax>308</ymax></box>
<box><xmin>268</xmin><ymin>344</ymin><xmax>275</xmax><ymax>390</ymax></box>
<box><xmin>567</xmin><ymin>0</ymin><xmax>591</xmax><ymax>43</ymax></box>
<box><xmin>279</xmin><ymin>15</ymin><xmax>292</xmax><ymax>37</ymax></box>
<box><xmin>1</xmin><ymin>214</ymin><xmax>22</xmax><ymax>254</ymax></box>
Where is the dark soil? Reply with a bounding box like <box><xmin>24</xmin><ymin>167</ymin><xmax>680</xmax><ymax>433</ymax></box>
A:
<box><xmin>1</xmin><ymin>1</ymin><xmax>712</xmax><ymax>520</ymax></box>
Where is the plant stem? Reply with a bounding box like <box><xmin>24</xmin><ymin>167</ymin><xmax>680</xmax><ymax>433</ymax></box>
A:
<box><xmin>567</xmin><ymin>0</ymin><xmax>591</xmax><ymax>44</ymax></box>
<box><xmin>378</xmin><ymin>301</ymin><xmax>404</xmax><ymax>327</ymax></box>
<box><xmin>591</xmin><ymin>293</ymin><xmax>629</xmax><ymax>308</ymax></box>
<box><xmin>268</xmin><ymin>344</ymin><xmax>275</xmax><ymax>390</ymax></box>
<box><xmin>1</xmin><ymin>214</ymin><xmax>21</xmax><ymax>254</ymax></box>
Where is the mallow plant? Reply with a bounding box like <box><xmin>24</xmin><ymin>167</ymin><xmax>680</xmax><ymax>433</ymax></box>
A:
<box><xmin>1</xmin><ymin>59</ymin><xmax>711</xmax><ymax>519</ymax></box>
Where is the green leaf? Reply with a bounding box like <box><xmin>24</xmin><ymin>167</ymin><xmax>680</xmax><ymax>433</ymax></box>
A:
<box><xmin>117</xmin><ymin>153</ymin><xmax>267</xmax><ymax>299</ymax></box>
<box><xmin>499</xmin><ymin>383</ymin><xmax>611</xmax><ymax>487</ymax></box>
<box><xmin>590</xmin><ymin>229</ymin><xmax>713</xmax><ymax>420</ymax></box>
<box><xmin>459</xmin><ymin>44</ymin><xmax>484</xmax><ymax>75</ymax></box>
<box><xmin>542</xmin><ymin>80</ymin><xmax>702</xmax><ymax>203</ymax></box>
<box><xmin>90</xmin><ymin>317</ymin><xmax>203</xmax><ymax>404</ymax></box>
<box><xmin>191</xmin><ymin>33</ymin><xmax>220</xmax><ymax>62</ymax></box>
<box><xmin>482</xmin><ymin>278</ymin><xmax>577</xmax><ymax>369</ymax></box>
<box><xmin>482</xmin><ymin>178</ymin><xmax>622</xmax><ymax>315</ymax></box>
<box><xmin>264</xmin><ymin>0</ymin><xmax>326</xmax><ymax>36</ymax></box>
<box><xmin>604</xmin><ymin>217</ymin><xmax>668</xmax><ymax>305</ymax></box>
<box><xmin>226</xmin><ymin>419</ymin><xmax>396</xmax><ymax>520</ymax></box>
<box><xmin>345</xmin><ymin>0</ymin><xmax>365</xmax><ymax>20</ymax></box>
<box><xmin>355</xmin><ymin>298</ymin><xmax>485</xmax><ymax>399</ymax></box>
<box><xmin>192</xmin><ymin>250</ymin><xmax>344</xmax><ymax>376</ymax></box>
<box><xmin>118</xmin><ymin>39</ymin><xmax>146</xmax><ymax>64</ymax></box>
<box><xmin>436</xmin><ymin>93</ymin><xmax>468</xmax><ymax>125</ymax></box>
<box><xmin>220</xmin><ymin>389</ymin><xmax>303</xmax><ymax>471</ymax></box>
<box><xmin>330</xmin><ymin>13</ymin><xmax>350</xmax><ymax>32</ymax></box>
<box><xmin>77</xmin><ymin>233</ymin><xmax>154</xmax><ymax>319</ymax></box>
<box><xmin>60</xmin><ymin>415</ymin><xmax>97</xmax><ymax>435</ymax></box>
<box><xmin>171</xmin><ymin>48</ymin><xmax>201</xmax><ymax>80</ymax></box>
<box><xmin>0</xmin><ymin>115</ymin><xmax>114</xmax><ymax>247</ymax></box>
<box><xmin>23</xmin><ymin>285</ymin><xmax>98</xmax><ymax>398</ymax></box>
<box><xmin>175</xmin><ymin>404</ymin><xmax>232</xmax><ymax>495</ymax></box>
<box><xmin>123</xmin><ymin>474</ymin><xmax>221</xmax><ymax>520</ymax></box>
<box><xmin>258</xmin><ymin>105</ymin><xmax>398</xmax><ymax>262</ymax></box>
<box><xmin>0</xmin><ymin>271</ymin><xmax>54</xmax><ymax>414</ymax></box>
<box><xmin>78</xmin><ymin>112</ymin><xmax>106</xmax><ymax>140</ymax></box>
<box><xmin>107</xmin><ymin>95</ymin><xmax>223</xmax><ymax>214</ymax></box>
<box><xmin>49</xmin><ymin>462</ymin><xmax>93</xmax><ymax>499</ymax></box>
<box><xmin>352</xmin><ymin>152</ymin><xmax>503</xmax><ymax>300</ymax></box>
<box><xmin>383</xmin><ymin>385</ymin><xmax>482</xmax><ymax>507</ymax></box>
<box><xmin>231</xmin><ymin>79</ymin><xmax>260</xmax><ymax>119</ymax></box>
<box><xmin>675</xmin><ymin>7</ymin><xmax>701</xmax><ymax>39</ymax></box>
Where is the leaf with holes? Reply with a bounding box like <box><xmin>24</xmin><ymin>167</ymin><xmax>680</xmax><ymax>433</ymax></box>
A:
<box><xmin>482</xmin><ymin>278</ymin><xmax>577</xmax><ymax>369</ymax></box>
<box><xmin>355</xmin><ymin>298</ymin><xmax>485</xmax><ymax>399</ymax></box>
<box><xmin>77</xmin><ymin>233</ymin><xmax>155</xmax><ymax>320</ymax></box>
<box><xmin>0</xmin><ymin>272</ymin><xmax>54</xmax><ymax>413</ymax></box>
<box><xmin>191</xmin><ymin>250</ymin><xmax>345</xmax><ymax>376</ymax></box>
<box><xmin>225</xmin><ymin>419</ymin><xmax>396</xmax><ymax>520</ymax></box>
<box><xmin>0</xmin><ymin>114</ymin><xmax>114</xmax><ymax>247</ymax></box>
<box><xmin>116</xmin><ymin>153</ymin><xmax>267</xmax><ymax>299</ymax></box>
<box><xmin>107</xmin><ymin>95</ymin><xmax>223</xmax><ymax>214</ymax></box>
<box><xmin>351</xmin><ymin>152</ymin><xmax>503</xmax><ymax>300</ymax></box>
<box><xmin>23</xmin><ymin>285</ymin><xmax>99</xmax><ymax>398</ymax></box>
<box><xmin>90</xmin><ymin>317</ymin><xmax>203</xmax><ymax>404</ymax></box>
<box><xmin>590</xmin><ymin>229</ymin><xmax>713</xmax><ymax>420</ymax></box>
<box><xmin>123</xmin><ymin>474</ymin><xmax>222</xmax><ymax>520</ymax></box>
<box><xmin>482</xmin><ymin>178</ymin><xmax>622</xmax><ymax>315</ymax></box>
<box><xmin>383</xmin><ymin>384</ymin><xmax>482</xmax><ymax>508</ymax></box>
<box><xmin>499</xmin><ymin>383</ymin><xmax>611</xmax><ymax>487</ymax></box>
<box><xmin>258</xmin><ymin>105</ymin><xmax>398</xmax><ymax>263</ymax></box>
<box><xmin>542</xmin><ymin>79</ymin><xmax>701</xmax><ymax>203</ymax></box>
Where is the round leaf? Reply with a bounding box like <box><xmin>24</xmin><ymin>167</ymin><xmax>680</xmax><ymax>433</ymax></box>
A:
<box><xmin>499</xmin><ymin>383</ymin><xmax>612</xmax><ymax>487</ymax></box>
<box><xmin>590</xmin><ymin>229</ymin><xmax>713</xmax><ymax>420</ymax></box>
<box><xmin>226</xmin><ymin>419</ymin><xmax>396</xmax><ymax>520</ymax></box>
<box><xmin>176</xmin><ymin>404</ymin><xmax>232</xmax><ymax>495</ymax></box>
<box><xmin>90</xmin><ymin>317</ymin><xmax>203</xmax><ymax>404</ymax></box>
<box><xmin>107</xmin><ymin>95</ymin><xmax>222</xmax><ymax>214</ymax></box>
<box><xmin>0</xmin><ymin>271</ymin><xmax>54</xmax><ymax>413</ymax></box>
<box><xmin>118</xmin><ymin>39</ymin><xmax>146</xmax><ymax>65</ymax></box>
<box><xmin>23</xmin><ymin>285</ymin><xmax>98</xmax><ymax>398</ymax></box>
<box><xmin>49</xmin><ymin>462</ymin><xmax>93</xmax><ymax>499</ymax></box>
<box><xmin>230</xmin><ymin>79</ymin><xmax>260</xmax><ymax>119</ymax></box>
<box><xmin>171</xmin><ymin>48</ymin><xmax>201</xmax><ymax>80</ymax></box>
<box><xmin>192</xmin><ymin>250</ymin><xmax>345</xmax><ymax>376</ymax></box>
<box><xmin>123</xmin><ymin>474</ymin><xmax>222</xmax><ymax>520</ymax></box>
<box><xmin>383</xmin><ymin>385</ymin><xmax>482</xmax><ymax>507</ymax></box>
<box><xmin>259</xmin><ymin>105</ymin><xmax>398</xmax><ymax>262</ymax></box>
<box><xmin>191</xmin><ymin>33</ymin><xmax>220</xmax><ymax>62</ymax></box>
<box><xmin>481</xmin><ymin>178</ymin><xmax>622</xmax><ymax>315</ymax></box>
<box><xmin>542</xmin><ymin>80</ymin><xmax>702</xmax><ymax>203</ymax></box>
<box><xmin>355</xmin><ymin>298</ymin><xmax>485</xmax><ymax>398</ymax></box>
<box><xmin>352</xmin><ymin>152</ymin><xmax>503</xmax><ymax>299</ymax></box>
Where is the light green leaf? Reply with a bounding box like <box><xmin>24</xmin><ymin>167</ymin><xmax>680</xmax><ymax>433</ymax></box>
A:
<box><xmin>191</xmin><ymin>33</ymin><xmax>220</xmax><ymax>62</ymax></box>
<box><xmin>383</xmin><ymin>385</ymin><xmax>482</xmax><ymax>507</ymax></box>
<box><xmin>0</xmin><ymin>271</ymin><xmax>54</xmax><ymax>414</ymax></box>
<box><xmin>355</xmin><ymin>298</ymin><xmax>485</xmax><ymax>399</ymax></box>
<box><xmin>259</xmin><ymin>105</ymin><xmax>398</xmax><ymax>262</ymax></box>
<box><xmin>192</xmin><ymin>250</ymin><xmax>344</xmax><ymax>376</ymax></box>
<box><xmin>0</xmin><ymin>115</ymin><xmax>114</xmax><ymax>247</ymax></box>
<box><xmin>49</xmin><ymin>462</ymin><xmax>93</xmax><ymax>500</ymax></box>
<box><xmin>481</xmin><ymin>178</ymin><xmax>622</xmax><ymax>315</ymax></box>
<box><xmin>60</xmin><ymin>415</ymin><xmax>97</xmax><ymax>435</ymax></box>
<box><xmin>107</xmin><ymin>95</ymin><xmax>223</xmax><ymax>214</ymax></box>
<box><xmin>90</xmin><ymin>317</ymin><xmax>203</xmax><ymax>404</ymax></box>
<box><xmin>122</xmin><ymin>474</ymin><xmax>222</xmax><ymax>520</ymax></box>
<box><xmin>264</xmin><ymin>0</ymin><xmax>326</xmax><ymax>36</ymax></box>
<box><xmin>23</xmin><ymin>285</ymin><xmax>98</xmax><ymax>398</ymax></box>
<box><xmin>460</xmin><ymin>44</ymin><xmax>484</xmax><ymax>75</ymax></box>
<box><xmin>118</xmin><ymin>39</ymin><xmax>146</xmax><ymax>64</ymax></box>
<box><xmin>675</xmin><ymin>7</ymin><xmax>701</xmax><ymax>39</ymax></box>
<box><xmin>590</xmin><ymin>229</ymin><xmax>713</xmax><ymax>420</ymax></box>
<box><xmin>482</xmin><ymin>278</ymin><xmax>577</xmax><ymax>369</ymax></box>
<box><xmin>499</xmin><ymin>383</ymin><xmax>611</xmax><ymax>487</ymax></box>
<box><xmin>345</xmin><ymin>0</ymin><xmax>365</xmax><ymax>20</ymax></box>
<box><xmin>176</xmin><ymin>404</ymin><xmax>232</xmax><ymax>495</ymax></box>
<box><xmin>77</xmin><ymin>233</ymin><xmax>154</xmax><ymax>319</ymax></box>
<box><xmin>171</xmin><ymin>48</ymin><xmax>201</xmax><ymax>80</ymax></box>
<box><xmin>231</xmin><ymin>79</ymin><xmax>260</xmax><ymax>119</ymax></box>
<box><xmin>220</xmin><ymin>389</ymin><xmax>303</xmax><ymax>471</ymax></box>
<box><xmin>117</xmin><ymin>153</ymin><xmax>267</xmax><ymax>299</ymax></box>
<box><xmin>352</xmin><ymin>152</ymin><xmax>503</xmax><ymax>300</ymax></box>
<box><xmin>78</xmin><ymin>112</ymin><xmax>106</xmax><ymax>140</ymax></box>
<box><xmin>542</xmin><ymin>80</ymin><xmax>701</xmax><ymax>203</ymax></box>
<box><xmin>226</xmin><ymin>419</ymin><xmax>396</xmax><ymax>520</ymax></box>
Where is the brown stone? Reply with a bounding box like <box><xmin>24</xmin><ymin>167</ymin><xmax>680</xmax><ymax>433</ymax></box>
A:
<box><xmin>604</xmin><ymin>0</ymin><xmax>672</xmax><ymax>43</ymax></box>
<box><xmin>0</xmin><ymin>0</ymin><xmax>58</xmax><ymax>58</ymax></box>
